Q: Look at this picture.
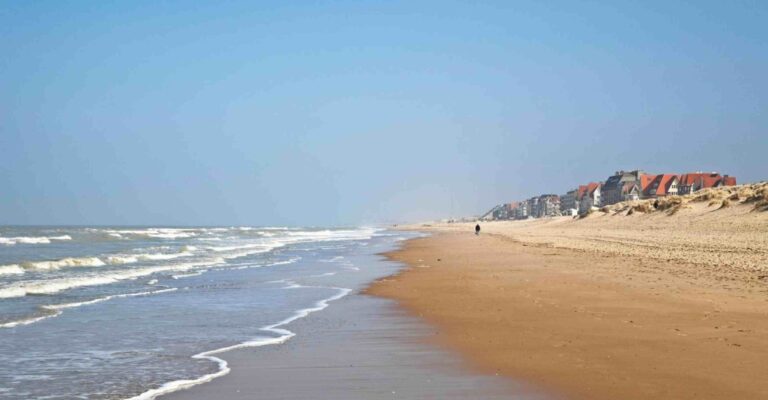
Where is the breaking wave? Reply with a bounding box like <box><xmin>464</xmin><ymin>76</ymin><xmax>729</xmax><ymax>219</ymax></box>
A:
<box><xmin>21</xmin><ymin>257</ymin><xmax>106</xmax><ymax>270</ymax></box>
<box><xmin>0</xmin><ymin>265</ymin><xmax>25</xmax><ymax>276</ymax></box>
<box><xmin>0</xmin><ymin>235</ymin><xmax>72</xmax><ymax>245</ymax></box>
<box><xmin>0</xmin><ymin>260</ymin><xmax>223</xmax><ymax>299</ymax></box>
<box><xmin>0</xmin><ymin>288</ymin><xmax>178</xmax><ymax>329</ymax></box>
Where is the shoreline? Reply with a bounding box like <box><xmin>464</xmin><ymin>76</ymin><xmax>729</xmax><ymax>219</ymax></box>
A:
<box><xmin>127</xmin><ymin>283</ymin><xmax>352</xmax><ymax>400</ymax></box>
<box><xmin>367</xmin><ymin>230</ymin><xmax>768</xmax><ymax>400</ymax></box>
<box><xmin>159</xmin><ymin>232</ymin><xmax>541</xmax><ymax>400</ymax></box>
<box><xmin>163</xmin><ymin>286</ymin><xmax>535</xmax><ymax>400</ymax></box>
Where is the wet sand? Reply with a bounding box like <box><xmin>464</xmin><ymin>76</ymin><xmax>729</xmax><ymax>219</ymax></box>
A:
<box><xmin>368</xmin><ymin>232</ymin><xmax>768</xmax><ymax>400</ymax></box>
<box><xmin>165</xmin><ymin>288</ymin><xmax>551</xmax><ymax>400</ymax></box>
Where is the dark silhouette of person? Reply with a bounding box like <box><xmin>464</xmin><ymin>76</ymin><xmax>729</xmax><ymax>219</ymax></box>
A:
<box><xmin>475</xmin><ymin>224</ymin><xmax>481</xmax><ymax>235</ymax></box>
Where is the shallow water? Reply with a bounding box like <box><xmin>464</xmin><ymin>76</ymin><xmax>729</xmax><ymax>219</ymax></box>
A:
<box><xmin>0</xmin><ymin>226</ymin><xmax>411</xmax><ymax>399</ymax></box>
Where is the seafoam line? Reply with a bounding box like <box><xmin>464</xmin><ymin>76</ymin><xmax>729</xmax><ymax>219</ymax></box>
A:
<box><xmin>125</xmin><ymin>282</ymin><xmax>351</xmax><ymax>400</ymax></box>
<box><xmin>0</xmin><ymin>288</ymin><xmax>178</xmax><ymax>329</ymax></box>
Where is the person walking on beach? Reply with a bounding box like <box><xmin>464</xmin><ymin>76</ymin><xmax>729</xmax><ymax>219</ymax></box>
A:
<box><xmin>475</xmin><ymin>224</ymin><xmax>481</xmax><ymax>235</ymax></box>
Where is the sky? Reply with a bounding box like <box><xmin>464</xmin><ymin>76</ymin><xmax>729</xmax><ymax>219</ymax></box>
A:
<box><xmin>1</xmin><ymin>1</ymin><xmax>767</xmax><ymax>226</ymax></box>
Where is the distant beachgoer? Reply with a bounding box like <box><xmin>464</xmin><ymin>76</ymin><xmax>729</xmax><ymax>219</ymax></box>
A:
<box><xmin>475</xmin><ymin>224</ymin><xmax>481</xmax><ymax>235</ymax></box>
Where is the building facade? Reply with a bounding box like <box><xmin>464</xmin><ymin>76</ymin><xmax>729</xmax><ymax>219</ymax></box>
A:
<box><xmin>578</xmin><ymin>182</ymin><xmax>601</xmax><ymax>214</ymax></box>
<box><xmin>601</xmin><ymin>170</ymin><xmax>644</xmax><ymax>205</ymax></box>
<box><xmin>560</xmin><ymin>189</ymin><xmax>578</xmax><ymax>214</ymax></box>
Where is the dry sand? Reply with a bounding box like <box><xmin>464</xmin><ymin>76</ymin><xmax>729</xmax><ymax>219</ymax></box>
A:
<box><xmin>368</xmin><ymin>194</ymin><xmax>768</xmax><ymax>399</ymax></box>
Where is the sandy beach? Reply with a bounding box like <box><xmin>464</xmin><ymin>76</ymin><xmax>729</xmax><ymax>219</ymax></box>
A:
<box><xmin>368</xmin><ymin>196</ymin><xmax>768</xmax><ymax>399</ymax></box>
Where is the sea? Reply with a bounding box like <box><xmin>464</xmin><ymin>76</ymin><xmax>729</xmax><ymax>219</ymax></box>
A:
<box><xmin>0</xmin><ymin>226</ymin><xmax>415</xmax><ymax>399</ymax></box>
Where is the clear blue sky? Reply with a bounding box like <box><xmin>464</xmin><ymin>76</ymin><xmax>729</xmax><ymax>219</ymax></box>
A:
<box><xmin>2</xmin><ymin>1</ymin><xmax>766</xmax><ymax>226</ymax></box>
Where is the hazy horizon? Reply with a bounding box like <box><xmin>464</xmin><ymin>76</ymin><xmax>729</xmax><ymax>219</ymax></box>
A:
<box><xmin>2</xmin><ymin>1</ymin><xmax>767</xmax><ymax>226</ymax></box>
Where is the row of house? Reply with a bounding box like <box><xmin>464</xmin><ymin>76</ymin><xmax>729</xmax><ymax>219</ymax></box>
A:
<box><xmin>484</xmin><ymin>171</ymin><xmax>737</xmax><ymax>220</ymax></box>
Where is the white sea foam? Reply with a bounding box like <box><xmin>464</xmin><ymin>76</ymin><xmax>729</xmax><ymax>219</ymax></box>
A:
<box><xmin>0</xmin><ymin>235</ymin><xmax>72</xmax><ymax>245</ymax></box>
<box><xmin>0</xmin><ymin>259</ymin><xmax>223</xmax><ymax>299</ymax></box>
<box><xmin>44</xmin><ymin>288</ymin><xmax>178</xmax><ymax>310</ymax></box>
<box><xmin>171</xmin><ymin>271</ymin><xmax>206</xmax><ymax>279</ymax></box>
<box><xmin>0</xmin><ymin>309</ymin><xmax>61</xmax><ymax>328</ymax></box>
<box><xmin>0</xmin><ymin>286</ymin><xmax>27</xmax><ymax>299</ymax></box>
<box><xmin>207</xmin><ymin>243</ymin><xmax>264</xmax><ymax>252</ymax></box>
<box><xmin>206</xmin><ymin>241</ymin><xmax>287</xmax><ymax>261</ymax></box>
<box><xmin>105</xmin><ymin>255</ymin><xmax>140</xmax><ymax>264</ymax></box>
<box><xmin>99</xmin><ymin>229</ymin><xmax>199</xmax><ymax>240</ymax></box>
<box><xmin>0</xmin><ymin>264</ymin><xmax>25</xmax><ymax>276</ymax></box>
<box><xmin>124</xmin><ymin>283</ymin><xmax>351</xmax><ymax>400</ymax></box>
<box><xmin>105</xmin><ymin>249</ymin><xmax>194</xmax><ymax>265</ymax></box>
<box><xmin>0</xmin><ymin>288</ymin><xmax>177</xmax><ymax>329</ymax></box>
<box><xmin>141</xmin><ymin>252</ymin><xmax>193</xmax><ymax>261</ymax></box>
<box><xmin>21</xmin><ymin>257</ymin><xmax>106</xmax><ymax>271</ymax></box>
<box><xmin>230</xmin><ymin>257</ymin><xmax>301</xmax><ymax>270</ymax></box>
<box><xmin>146</xmin><ymin>232</ymin><xmax>197</xmax><ymax>239</ymax></box>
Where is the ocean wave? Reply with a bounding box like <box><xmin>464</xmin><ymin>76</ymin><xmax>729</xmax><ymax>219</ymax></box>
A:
<box><xmin>206</xmin><ymin>241</ymin><xmax>287</xmax><ymax>260</ymax></box>
<box><xmin>0</xmin><ymin>288</ymin><xmax>178</xmax><ymax>329</ymax></box>
<box><xmin>0</xmin><ymin>308</ymin><xmax>61</xmax><ymax>328</ymax></box>
<box><xmin>124</xmin><ymin>283</ymin><xmax>351</xmax><ymax>400</ymax></box>
<box><xmin>206</xmin><ymin>243</ymin><xmax>264</xmax><ymax>252</ymax></box>
<box><xmin>230</xmin><ymin>257</ymin><xmax>301</xmax><ymax>270</ymax></box>
<box><xmin>0</xmin><ymin>235</ymin><xmax>72</xmax><ymax>245</ymax></box>
<box><xmin>105</xmin><ymin>247</ymin><xmax>196</xmax><ymax>265</ymax></box>
<box><xmin>171</xmin><ymin>271</ymin><xmax>205</xmax><ymax>279</ymax></box>
<box><xmin>21</xmin><ymin>257</ymin><xmax>106</xmax><ymax>271</ymax></box>
<box><xmin>0</xmin><ymin>260</ymin><xmax>223</xmax><ymax>299</ymax></box>
<box><xmin>105</xmin><ymin>255</ymin><xmax>140</xmax><ymax>264</ymax></box>
<box><xmin>96</xmin><ymin>229</ymin><xmax>199</xmax><ymax>240</ymax></box>
<box><xmin>282</xmin><ymin>228</ymin><xmax>379</xmax><ymax>243</ymax></box>
<box><xmin>139</xmin><ymin>252</ymin><xmax>193</xmax><ymax>261</ymax></box>
<box><xmin>44</xmin><ymin>287</ymin><xmax>178</xmax><ymax>311</ymax></box>
<box><xmin>0</xmin><ymin>264</ymin><xmax>25</xmax><ymax>276</ymax></box>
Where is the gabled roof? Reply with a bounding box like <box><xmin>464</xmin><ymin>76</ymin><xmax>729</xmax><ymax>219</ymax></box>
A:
<box><xmin>677</xmin><ymin>173</ymin><xmax>736</xmax><ymax>188</ymax></box>
<box><xmin>586</xmin><ymin>182</ymin><xmax>600</xmax><ymax>197</ymax></box>
<box><xmin>622</xmin><ymin>182</ymin><xmax>640</xmax><ymax>194</ymax></box>
<box><xmin>679</xmin><ymin>173</ymin><xmax>721</xmax><ymax>187</ymax></box>
<box><xmin>640</xmin><ymin>174</ymin><xmax>654</xmax><ymax>192</ymax></box>
<box><xmin>576</xmin><ymin>185</ymin><xmax>588</xmax><ymax>201</ymax></box>
<box><xmin>576</xmin><ymin>183</ymin><xmax>600</xmax><ymax>200</ymax></box>
<box><xmin>641</xmin><ymin>174</ymin><xmax>679</xmax><ymax>196</ymax></box>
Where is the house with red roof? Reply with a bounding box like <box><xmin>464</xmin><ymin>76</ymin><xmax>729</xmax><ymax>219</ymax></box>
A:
<box><xmin>640</xmin><ymin>174</ymin><xmax>680</xmax><ymax>198</ymax></box>
<box><xmin>678</xmin><ymin>173</ymin><xmax>737</xmax><ymax>195</ymax></box>
<box><xmin>578</xmin><ymin>182</ymin><xmax>602</xmax><ymax>214</ymax></box>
